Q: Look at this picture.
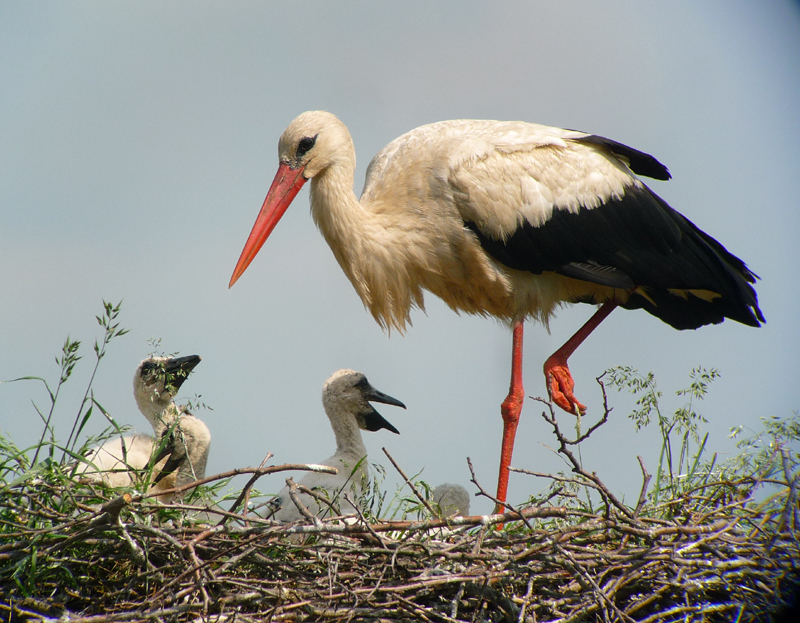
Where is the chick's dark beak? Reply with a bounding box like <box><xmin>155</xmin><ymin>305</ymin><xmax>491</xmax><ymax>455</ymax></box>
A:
<box><xmin>363</xmin><ymin>386</ymin><xmax>406</xmax><ymax>410</ymax></box>
<box><xmin>163</xmin><ymin>355</ymin><xmax>202</xmax><ymax>391</ymax></box>
<box><xmin>361</xmin><ymin>383</ymin><xmax>405</xmax><ymax>434</ymax></box>
<box><xmin>363</xmin><ymin>406</ymin><xmax>401</xmax><ymax>435</ymax></box>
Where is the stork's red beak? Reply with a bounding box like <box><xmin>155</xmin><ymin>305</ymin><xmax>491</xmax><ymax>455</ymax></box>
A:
<box><xmin>229</xmin><ymin>162</ymin><xmax>307</xmax><ymax>288</ymax></box>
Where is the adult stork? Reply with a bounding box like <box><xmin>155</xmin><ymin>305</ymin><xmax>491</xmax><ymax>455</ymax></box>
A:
<box><xmin>229</xmin><ymin>111</ymin><xmax>763</xmax><ymax>505</ymax></box>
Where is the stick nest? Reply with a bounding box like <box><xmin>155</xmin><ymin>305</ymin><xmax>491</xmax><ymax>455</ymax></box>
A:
<box><xmin>2</xmin><ymin>392</ymin><xmax>798</xmax><ymax>623</ymax></box>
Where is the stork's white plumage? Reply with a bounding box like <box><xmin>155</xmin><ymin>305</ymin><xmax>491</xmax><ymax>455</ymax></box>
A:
<box><xmin>230</xmin><ymin>111</ymin><xmax>763</xmax><ymax>506</ymax></box>
<box><xmin>77</xmin><ymin>355</ymin><xmax>210</xmax><ymax>503</ymax></box>
<box><xmin>270</xmin><ymin>369</ymin><xmax>404</xmax><ymax>522</ymax></box>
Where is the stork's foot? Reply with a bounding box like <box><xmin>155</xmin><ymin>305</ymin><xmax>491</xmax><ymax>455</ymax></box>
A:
<box><xmin>544</xmin><ymin>358</ymin><xmax>586</xmax><ymax>415</ymax></box>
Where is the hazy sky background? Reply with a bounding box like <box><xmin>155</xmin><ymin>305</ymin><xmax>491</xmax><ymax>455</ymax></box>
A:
<box><xmin>2</xmin><ymin>1</ymin><xmax>798</xmax><ymax>515</ymax></box>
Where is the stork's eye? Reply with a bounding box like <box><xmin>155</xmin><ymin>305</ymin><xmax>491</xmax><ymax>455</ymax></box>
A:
<box><xmin>297</xmin><ymin>136</ymin><xmax>317</xmax><ymax>157</ymax></box>
<box><xmin>140</xmin><ymin>361</ymin><xmax>160</xmax><ymax>378</ymax></box>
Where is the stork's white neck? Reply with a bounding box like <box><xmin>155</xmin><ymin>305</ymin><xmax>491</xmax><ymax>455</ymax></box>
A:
<box><xmin>309</xmin><ymin>165</ymin><xmax>428</xmax><ymax>333</ymax></box>
<box><xmin>134</xmin><ymin>389</ymin><xmax>180</xmax><ymax>436</ymax></box>
<box><xmin>309</xmin><ymin>160</ymin><xmax>360</xmax><ymax>241</ymax></box>
<box><xmin>322</xmin><ymin>398</ymin><xmax>368</xmax><ymax>462</ymax></box>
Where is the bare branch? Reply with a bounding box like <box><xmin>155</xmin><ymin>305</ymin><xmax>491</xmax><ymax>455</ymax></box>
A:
<box><xmin>382</xmin><ymin>446</ymin><xmax>437</xmax><ymax>516</ymax></box>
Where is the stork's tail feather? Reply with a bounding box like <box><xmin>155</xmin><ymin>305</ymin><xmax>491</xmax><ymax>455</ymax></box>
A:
<box><xmin>622</xmin><ymin>199</ymin><xmax>764</xmax><ymax>330</ymax></box>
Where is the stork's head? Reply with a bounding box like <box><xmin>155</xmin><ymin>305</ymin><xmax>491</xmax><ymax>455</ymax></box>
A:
<box><xmin>133</xmin><ymin>355</ymin><xmax>202</xmax><ymax>423</ymax></box>
<box><xmin>278</xmin><ymin>110</ymin><xmax>354</xmax><ymax>179</ymax></box>
<box><xmin>323</xmin><ymin>369</ymin><xmax>404</xmax><ymax>435</ymax></box>
<box><xmin>229</xmin><ymin>110</ymin><xmax>354</xmax><ymax>288</ymax></box>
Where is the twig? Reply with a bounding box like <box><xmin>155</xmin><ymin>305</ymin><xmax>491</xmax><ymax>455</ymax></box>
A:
<box><xmin>221</xmin><ymin>452</ymin><xmax>273</xmax><ymax>524</ymax></box>
<box><xmin>555</xmin><ymin>542</ymin><xmax>636</xmax><ymax>623</ymax></box>
<box><xmin>297</xmin><ymin>483</ymin><xmax>344</xmax><ymax>518</ymax></box>
<box><xmin>467</xmin><ymin>457</ymin><xmax>534</xmax><ymax>530</ymax></box>
<box><xmin>90</xmin><ymin>493</ymin><xmax>132</xmax><ymax>525</ymax></box>
<box><xmin>619</xmin><ymin>456</ymin><xmax>652</xmax><ymax>550</ymax></box>
<box><xmin>135</xmin><ymin>462</ymin><xmax>338</xmax><ymax>502</ymax></box>
<box><xmin>451</xmin><ymin>582</ymin><xmax>466</xmax><ymax>620</ymax></box>
<box><xmin>517</xmin><ymin>577</ymin><xmax>534</xmax><ymax>623</ymax></box>
<box><xmin>634</xmin><ymin>456</ymin><xmax>652</xmax><ymax>517</ymax></box>
<box><xmin>344</xmin><ymin>492</ymin><xmax>389</xmax><ymax>550</ymax></box>
<box><xmin>114</xmin><ymin>515</ymin><xmax>146</xmax><ymax>567</ymax></box>
<box><xmin>536</xmin><ymin>399</ymin><xmax>634</xmax><ymax>520</ymax></box>
<box><xmin>286</xmin><ymin>478</ymin><xmax>323</xmax><ymax>527</ymax></box>
<box><xmin>382</xmin><ymin>447</ymin><xmax>438</xmax><ymax>516</ymax></box>
<box><xmin>272</xmin><ymin>505</ymin><xmax>567</xmax><ymax>536</ymax></box>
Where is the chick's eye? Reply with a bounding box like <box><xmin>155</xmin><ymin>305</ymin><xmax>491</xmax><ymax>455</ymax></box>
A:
<box><xmin>296</xmin><ymin>135</ymin><xmax>317</xmax><ymax>157</ymax></box>
<box><xmin>140</xmin><ymin>362</ymin><xmax>159</xmax><ymax>379</ymax></box>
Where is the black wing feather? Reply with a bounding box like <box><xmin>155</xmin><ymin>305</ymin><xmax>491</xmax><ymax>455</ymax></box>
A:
<box><xmin>577</xmin><ymin>135</ymin><xmax>672</xmax><ymax>181</ymax></box>
<box><xmin>465</xmin><ymin>184</ymin><xmax>763</xmax><ymax>330</ymax></box>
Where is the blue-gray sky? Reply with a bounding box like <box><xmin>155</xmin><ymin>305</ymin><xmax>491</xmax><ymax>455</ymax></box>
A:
<box><xmin>2</xmin><ymin>1</ymin><xmax>798</xmax><ymax>514</ymax></box>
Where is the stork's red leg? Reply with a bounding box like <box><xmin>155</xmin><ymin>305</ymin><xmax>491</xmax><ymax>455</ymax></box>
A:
<box><xmin>496</xmin><ymin>320</ymin><xmax>525</xmax><ymax>510</ymax></box>
<box><xmin>545</xmin><ymin>301</ymin><xmax>618</xmax><ymax>414</ymax></box>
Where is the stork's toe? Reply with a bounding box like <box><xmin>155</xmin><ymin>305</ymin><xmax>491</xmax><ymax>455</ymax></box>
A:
<box><xmin>545</xmin><ymin>361</ymin><xmax>587</xmax><ymax>415</ymax></box>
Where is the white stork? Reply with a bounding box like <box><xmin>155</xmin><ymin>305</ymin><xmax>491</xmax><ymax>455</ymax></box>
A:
<box><xmin>269</xmin><ymin>369</ymin><xmax>404</xmax><ymax>522</ymax></box>
<box><xmin>229</xmin><ymin>111</ymin><xmax>763</xmax><ymax>506</ymax></box>
<box><xmin>77</xmin><ymin>355</ymin><xmax>211</xmax><ymax>502</ymax></box>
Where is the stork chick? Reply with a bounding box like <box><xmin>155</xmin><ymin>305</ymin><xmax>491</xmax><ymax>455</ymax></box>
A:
<box><xmin>77</xmin><ymin>355</ymin><xmax>210</xmax><ymax>503</ymax></box>
<box><xmin>271</xmin><ymin>369</ymin><xmax>404</xmax><ymax>522</ymax></box>
<box><xmin>433</xmin><ymin>483</ymin><xmax>471</xmax><ymax>517</ymax></box>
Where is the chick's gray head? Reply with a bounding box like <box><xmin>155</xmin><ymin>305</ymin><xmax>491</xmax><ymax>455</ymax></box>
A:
<box><xmin>322</xmin><ymin>369</ymin><xmax>405</xmax><ymax>434</ymax></box>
